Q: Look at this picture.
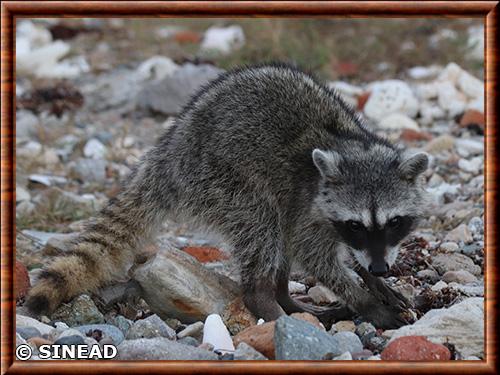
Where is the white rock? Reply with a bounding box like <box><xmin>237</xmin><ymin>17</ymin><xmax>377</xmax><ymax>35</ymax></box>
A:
<box><xmin>288</xmin><ymin>281</ymin><xmax>306</xmax><ymax>294</ymax></box>
<box><xmin>16</xmin><ymin>315</ymin><xmax>54</xmax><ymax>336</ymax></box>
<box><xmin>407</xmin><ymin>65</ymin><xmax>441</xmax><ymax>80</ymax></box>
<box><xmin>16</xmin><ymin>187</ymin><xmax>31</xmax><ymax>203</ymax></box>
<box><xmin>438</xmin><ymin>62</ymin><xmax>463</xmax><ymax>84</ymax></box>
<box><xmin>439</xmin><ymin>242</ymin><xmax>459</xmax><ymax>252</ymax></box>
<box><xmin>17</xmin><ymin>201</ymin><xmax>36</xmax><ymax>216</ymax></box>
<box><xmin>329</xmin><ymin>81</ymin><xmax>363</xmax><ymax>97</ymax></box>
<box><xmin>17</xmin><ymin>141</ymin><xmax>42</xmax><ymax>158</ymax></box>
<box><xmin>201</xmin><ymin>25</ymin><xmax>245</xmax><ymax>55</ymax></box>
<box><xmin>37</xmin><ymin>55</ymin><xmax>90</xmax><ymax>79</ymax></box>
<box><xmin>378</xmin><ymin>113</ymin><xmax>419</xmax><ymax>131</ymax></box>
<box><xmin>431</xmin><ymin>280</ymin><xmax>448</xmax><ymax>292</ymax></box>
<box><xmin>28</xmin><ymin>174</ymin><xmax>68</xmax><ymax>186</ymax></box>
<box><xmin>16</xmin><ymin>110</ymin><xmax>39</xmax><ymax>139</ymax></box>
<box><xmin>388</xmin><ymin>297</ymin><xmax>484</xmax><ymax>358</ymax></box>
<box><xmin>415</xmin><ymin>82</ymin><xmax>439</xmax><ymax>100</ymax></box>
<box><xmin>257</xmin><ymin>319</ymin><xmax>265</xmax><ymax>325</ymax></box>
<box><xmin>17</xmin><ymin>20</ymin><xmax>52</xmax><ymax>49</ymax></box>
<box><xmin>364</xmin><ymin>80</ymin><xmax>419</xmax><ymax>121</ymax></box>
<box><xmin>136</xmin><ymin>56</ymin><xmax>180</xmax><ymax>81</ymax></box>
<box><xmin>333</xmin><ymin>351</ymin><xmax>352</xmax><ymax>360</ymax></box>
<box><xmin>458</xmin><ymin>157</ymin><xmax>483</xmax><ymax>174</ymax></box>
<box><xmin>467</xmin><ymin>96</ymin><xmax>484</xmax><ymax>112</ymax></box>
<box><xmin>308</xmin><ymin>285</ymin><xmax>339</xmax><ymax>304</ymax></box>
<box><xmin>83</xmin><ymin>139</ymin><xmax>107</xmax><ymax>159</ymax></box>
<box><xmin>17</xmin><ymin>40</ymin><xmax>70</xmax><ymax>77</ymax></box>
<box><xmin>436</xmin><ymin>81</ymin><xmax>467</xmax><ymax>117</ymax></box>
<box><xmin>177</xmin><ymin>321</ymin><xmax>204</xmax><ymax>340</ymax></box>
<box><xmin>419</xmin><ymin>102</ymin><xmax>445</xmax><ymax>123</ymax></box>
<box><xmin>457</xmin><ymin>70</ymin><xmax>484</xmax><ymax>99</ymax></box>
<box><xmin>467</xmin><ymin>25</ymin><xmax>484</xmax><ymax>61</ymax></box>
<box><xmin>426</xmin><ymin>183</ymin><xmax>460</xmax><ymax>205</ymax></box>
<box><xmin>455</xmin><ymin>139</ymin><xmax>484</xmax><ymax>157</ymax></box>
<box><xmin>202</xmin><ymin>314</ymin><xmax>234</xmax><ymax>354</ymax></box>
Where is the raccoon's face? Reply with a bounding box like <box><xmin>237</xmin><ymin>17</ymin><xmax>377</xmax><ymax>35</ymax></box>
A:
<box><xmin>312</xmin><ymin>145</ymin><xmax>429</xmax><ymax>276</ymax></box>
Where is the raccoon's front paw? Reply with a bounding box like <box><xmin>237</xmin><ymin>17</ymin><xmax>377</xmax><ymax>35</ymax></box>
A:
<box><xmin>358</xmin><ymin>302</ymin><xmax>409</xmax><ymax>329</ymax></box>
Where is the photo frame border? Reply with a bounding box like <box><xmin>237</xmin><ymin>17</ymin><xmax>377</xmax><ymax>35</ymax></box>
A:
<box><xmin>1</xmin><ymin>1</ymin><xmax>497</xmax><ymax>374</ymax></box>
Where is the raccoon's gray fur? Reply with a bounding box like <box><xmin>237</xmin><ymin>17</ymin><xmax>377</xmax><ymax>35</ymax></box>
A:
<box><xmin>26</xmin><ymin>63</ymin><xmax>428</xmax><ymax>329</ymax></box>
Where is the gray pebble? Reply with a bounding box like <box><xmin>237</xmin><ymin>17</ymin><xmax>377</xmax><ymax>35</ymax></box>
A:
<box><xmin>16</xmin><ymin>327</ymin><xmax>42</xmax><ymax>340</ymax></box>
<box><xmin>233</xmin><ymin>342</ymin><xmax>268</xmax><ymax>360</ymax></box>
<box><xmin>54</xmin><ymin>335</ymin><xmax>86</xmax><ymax>345</ymax></box>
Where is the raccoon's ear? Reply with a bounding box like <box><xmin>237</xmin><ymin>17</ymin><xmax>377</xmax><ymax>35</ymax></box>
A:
<box><xmin>312</xmin><ymin>149</ymin><xmax>342</xmax><ymax>179</ymax></box>
<box><xmin>398</xmin><ymin>152</ymin><xmax>429</xmax><ymax>181</ymax></box>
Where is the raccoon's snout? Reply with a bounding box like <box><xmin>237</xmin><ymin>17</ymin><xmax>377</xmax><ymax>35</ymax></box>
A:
<box><xmin>368</xmin><ymin>262</ymin><xmax>389</xmax><ymax>277</ymax></box>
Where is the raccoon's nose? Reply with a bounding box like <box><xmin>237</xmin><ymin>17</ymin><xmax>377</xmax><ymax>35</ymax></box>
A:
<box><xmin>368</xmin><ymin>262</ymin><xmax>389</xmax><ymax>277</ymax></box>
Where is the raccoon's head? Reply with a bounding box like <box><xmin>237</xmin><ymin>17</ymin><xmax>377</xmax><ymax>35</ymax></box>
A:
<box><xmin>312</xmin><ymin>144</ymin><xmax>429</xmax><ymax>276</ymax></box>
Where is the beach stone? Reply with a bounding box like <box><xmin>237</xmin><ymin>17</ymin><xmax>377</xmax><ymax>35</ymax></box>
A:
<box><xmin>233</xmin><ymin>342</ymin><xmax>268</xmax><ymax>360</ymax></box>
<box><xmin>307</xmin><ymin>285</ymin><xmax>338</xmax><ymax>304</ymax></box>
<box><xmin>137</xmin><ymin>63</ymin><xmax>223</xmax><ymax>115</ymax></box>
<box><xmin>442</xmin><ymin>270</ymin><xmax>478</xmax><ymax>284</ymax></box>
<box><xmin>16</xmin><ymin>315</ymin><xmax>54</xmax><ymax>336</ymax></box>
<box><xmin>51</xmin><ymin>294</ymin><xmax>105</xmax><ymax>326</ymax></box>
<box><xmin>386</xmin><ymin>297</ymin><xmax>484</xmax><ymax>358</ymax></box>
<box><xmin>54</xmin><ymin>335</ymin><xmax>86</xmax><ymax>346</ymax></box>
<box><xmin>177</xmin><ymin>336</ymin><xmax>199</xmax><ymax>347</ymax></box>
<box><xmin>378</xmin><ymin>113</ymin><xmax>419</xmax><ymax>131</ymax></box>
<box><xmin>233</xmin><ymin>321</ymin><xmax>275</xmax><ymax>359</ymax></box>
<box><xmin>417</xmin><ymin>269</ymin><xmax>440</xmax><ymax>283</ymax></box>
<box><xmin>274</xmin><ymin>316</ymin><xmax>345</xmax><ymax>360</ymax></box>
<box><xmin>74</xmin><ymin>324</ymin><xmax>125</xmax><ymax>345</ymax></box>
<box><xmin>70</xmin><ymin>158</ymin><xmax>107</xmax><ymax>183</ymax></box>
<box><xmin>444</xmin><ymin>224</ymin><xmax>474</xmax><ymax>244</ymax></box>
<box><xmin>16</xmin><ymin>327</ymin><xmax>42</xmax><ymax>340</ymax></box>
<box><xmin>331</xmin><ymin>331</ymin><xmax>363</xmax><ymax>354</ymax></box>
<box><xmin>333</xmin><ymin>320</ymin><xmax>356</xmax><ymax>332</ymax></box>
<box><xmin>117</xmin><ymin>337</ymin><xmax>218</xmax><ymax>360</ymax></box>
<box><xmin>133</xmin><ymin>248</ymin><xmax>241</xmax><ymax>324</ymax></box>
<box><xmin>364</xmin><ymin>80</ymin><xmax>419</xmax><ymax>121</ymax></box>
<box><xmin>126</xmin><ymin>314</ymin><xmax>176</xmax><ymax>340</ymax></box>
<box><xmin>432</xmin><ymin>253</ymin><xmax>481</xmax><ymax>276</ymax></box>
<box><xmin>177</xmin><ymin>321</ymin><xmax>204</xmax><ymax>340</ymax></box>
<box><xmin>381</xmin><ymin>336</ymin><xmax>451</xmax><ymax>360</ymax></box>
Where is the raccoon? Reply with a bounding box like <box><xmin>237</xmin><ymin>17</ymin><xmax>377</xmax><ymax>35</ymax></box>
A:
<box><xmin>26</xmin><ymin>63</ymin><xmax>428</xmax><ymax>329</ymax></box>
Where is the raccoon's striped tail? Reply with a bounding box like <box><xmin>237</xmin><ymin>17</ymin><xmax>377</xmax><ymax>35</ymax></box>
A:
<box><xmin>25</xmin><ymin>160</ymin><xmax>170</xmax><ymax>315</ymax></box>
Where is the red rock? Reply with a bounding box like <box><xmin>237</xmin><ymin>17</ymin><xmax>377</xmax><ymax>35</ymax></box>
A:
<box><xmin>15</xmin><ymin>261</ymin><xmax>31</xmax><ymax>300</ymax></box>
<box><xmin>233</xmin><ymin>321</ymin><xmax>276</xmax><ymax>359</ymax></box>
<box><xmin>336</xmin><ymin>61</ymin><xmax>359</xmax><ymax>77</ymax></box>
<box><xmin>460</xmin><ymin>109</ymin><xmax>484</xmax><ymax>129</ymax></box>
<box><xmin>173</xmin><ymin>31</ymin><xmax>202</xmax><ymax>44</ymax></box>
<box><xmin>182</xmin><ymin>246</ymin><xmax>229</xmax><ymax>263</ymax></box>
<box><xmin>357</xmin><ymin>91</ymin><xmax>371</xmax><ymax>111</ymax></box>
<box><xmin>400</xmin><ymin>129</ymin><xmax>433</xmax><ymax>142</ymax></box>
<box><xmin>381</xmin><ymin>336</ymin><xmax>451</xmax><ymax>361</ymax></box>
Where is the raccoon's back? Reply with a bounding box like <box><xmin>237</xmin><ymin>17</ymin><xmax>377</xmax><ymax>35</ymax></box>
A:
<box><xmin>167</xmin><ymin>64</ymin><xmax>364</xmax><ymax>179</ymax></box>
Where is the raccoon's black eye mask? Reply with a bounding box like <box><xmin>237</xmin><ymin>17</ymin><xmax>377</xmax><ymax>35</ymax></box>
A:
<box><xmin>330</xmin><ymin>216</ymin><xmax>415</xmax><ymax>250</ymax></box>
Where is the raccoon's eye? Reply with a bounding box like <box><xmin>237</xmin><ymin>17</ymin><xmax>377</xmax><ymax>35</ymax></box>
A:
<box><xmin>346</xmin><ymin>220</ymin><xmax>363</xmax><ymax>232</ymax></box>
<box><xmin>388</xmin><ymin>216</ymin><xmax>402</xmax><ymax>229</ymax></box>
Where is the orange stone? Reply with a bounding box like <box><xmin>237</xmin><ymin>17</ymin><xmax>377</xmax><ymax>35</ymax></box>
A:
<box><xmin>381</xmin><ymin>336</ymin><xmax>451</xmax><ymax>361</ymax></box>
<box><xmin>15</xmin><ymin>261</ymin><xmax>31</xmax><ymax>300</ymax></box>
<box><xmin>357</xmin><ymin>91</ymin><xmax>371</xmax><ymax>111</ymax></box>
<box><xmin>400</xmin><ymin>129</ymin><xmax>433</xmax><ymax>142</ymax></box>
<box><xmin>460</xmin><ymin>109</ymin><xmax>484</xmax><ymax>129</ymax></box>
<box><xmin>233</xmin><ymin>321</ymin><xmax>276</xmax><ymax>359</ymax></box>
<box><xmin>182</xmin><ymin>246</ymin><xmax>229</xmax><ymax>263</ymax></box>
<box><xmin>290</xmin><ymin>312</ymin><xmax>324</xmax><ymax>330</ymax></box>
<box><xmin>173</xmin><ymin>31</ymin><xmax>202</xmax><ymax>44</ymax></box>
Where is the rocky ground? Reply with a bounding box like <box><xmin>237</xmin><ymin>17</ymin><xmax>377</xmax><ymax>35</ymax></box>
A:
<box><xmin>15</xmin><ymin>19</ymin><xmax>484</xmax><ymax>360</ymax></box>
